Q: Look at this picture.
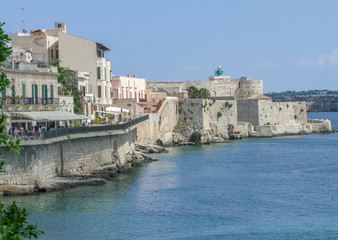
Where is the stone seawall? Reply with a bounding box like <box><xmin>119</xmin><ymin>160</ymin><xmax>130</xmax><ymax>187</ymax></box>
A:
<box><xmin>137</xmin><ymin>97</ymin><xmax>178</xmax><ymax>146</ymax></box>
<box><xmin>0</xmin><ymin>129</ymin><xmax>138</xmax><ymax>194</ymax></box>
<box><xmin>246</xmin><ymin>119</ymin><xmax>333</xmax><ymax>137</ymax></box>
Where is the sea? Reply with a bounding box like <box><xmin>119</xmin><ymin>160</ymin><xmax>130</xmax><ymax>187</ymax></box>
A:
<box><xmin>1</xmin><ymin>112</ymin><xmax>338</xmax><ymax>240</ymax></box>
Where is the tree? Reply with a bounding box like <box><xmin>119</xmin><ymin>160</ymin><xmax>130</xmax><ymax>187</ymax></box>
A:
<box><xmin>0</xmin><ymin>22</ymin><xmax>44</xmax><ymax>239</ymax></box>
<box><xmin>51</xmin><ymin>60</ymin><xmax>83</xmax><ymax>114</ymax></box>
<box><xmin>187</xmin><ymin>86</ymin><xmax>210</xmax><ymax>99</ymax></box>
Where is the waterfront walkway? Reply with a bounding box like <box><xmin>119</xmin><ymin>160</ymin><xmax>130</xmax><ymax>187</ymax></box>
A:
<box><xmin>12</xmin><ymin>115</ymin><xmax>149</xmax><ymax>142</ymax></box>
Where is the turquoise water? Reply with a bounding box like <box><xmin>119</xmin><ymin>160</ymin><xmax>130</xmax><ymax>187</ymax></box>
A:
<box><xmin>1</xmin><ymin>112</ymin><xmax>338</xmax><ymax>240</ymax></box>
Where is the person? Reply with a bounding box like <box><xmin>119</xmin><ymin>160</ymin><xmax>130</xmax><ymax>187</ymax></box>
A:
<box><xmin>85</xmin><ymin>120</ymin><xmax>88</xmax><ymax>127</ymax></box>
<box><xmin>8</xmin><ymin>126</ymin><xmax>13</xmax><ymax>134</ymax></box>
<box><xmin>34</xmin><ymin>125</ymin><xmax>39</xmax><ymax>139</ymax></box>
<box><xmin>14</xmin><ymin>127</ymin><xmax>19</xmax><ymax>140</ymax></box>
<box><xmin>105</xmin><ymin>116</ymin><xmax>108</xmax><ymax>125</ymax></box>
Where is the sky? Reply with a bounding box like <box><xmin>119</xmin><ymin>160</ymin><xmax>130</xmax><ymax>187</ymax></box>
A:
<box><xmin>2</xmin><ymin>0</ymin><xmax>338</xmax><ymax>92</ymax></box>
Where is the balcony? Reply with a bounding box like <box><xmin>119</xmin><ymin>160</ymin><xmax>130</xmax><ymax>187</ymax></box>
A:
<box><xmin>1</xmin><ymin>97</ymin><xmax>59</xmax><ymax>105</ymax></box>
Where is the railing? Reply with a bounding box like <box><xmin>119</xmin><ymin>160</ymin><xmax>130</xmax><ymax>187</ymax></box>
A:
<box><xmin>42</xmin><ymin>115</ymin><xmax>149</xmax><ymax>140</ymax></box>
<box><xmin>1</xmin><ymin>97</ymin><xmax>59</xmax><ymax>105</ymax></box>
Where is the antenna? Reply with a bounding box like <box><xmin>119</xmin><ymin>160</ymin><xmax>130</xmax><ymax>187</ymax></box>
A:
<box><xmin>20</xmin><ymin>7</ymin><xmax>26</xmax><ymax>33</ymax></box>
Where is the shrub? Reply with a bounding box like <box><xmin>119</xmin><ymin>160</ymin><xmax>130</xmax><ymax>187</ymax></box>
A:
<box><xmin>225</xmin><ymin>102</ymin><xmax>233</xmax><ymax>109</ymax></box>
<box><xmin>301</xmin><ymin>108</ymin><xmax>304</xmax><ymax>113</ymax></box>
<box><xmin>266</xmin><ymin>122</ymin><xmax>271</xmax><ymax>125</ymax></box>
<box><xmin>94</xmin><ymin>118</ymin><xmax>104</xmax><ymax>124</ymax></box>
<box><xmin>294</xmin><ymin>115</ymin><xmax>298</xmax><ymax>119</ymax></box>
<box><xmin>217</xmin><ymin>112</ymin><xmax>222</xmax><ymax>118</ymax></box>
<box><xmin>190</xmin><ymin>131</ymin><xmax>202</xmax><ymax>143</ymax></box>
<box><xmin>187</xmin><ymin>86</ymin><xmax>210</xmax><ymax>99</ymax></box>
<box><xmin>279</xmin><ymin>107</ymin><xmax>282</xmax><ymax>111</ymax></box>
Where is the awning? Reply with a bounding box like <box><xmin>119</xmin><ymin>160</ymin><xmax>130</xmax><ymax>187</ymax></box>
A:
<box><xmin>106</xmin><ymin>107</ymin><xmax>130</xmax><ymax>113</ymax></box>
<box><xmin>10</xmin><ymin>111</ymin><xmax>89</xmax><ymax>121</ymax></box>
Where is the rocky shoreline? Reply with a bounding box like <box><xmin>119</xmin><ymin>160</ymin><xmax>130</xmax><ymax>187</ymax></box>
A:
<box><xmin>1</xmin><ymin>123</ymin><xmax>334</xmax><ymax>196</ymax></box>
<box><xmin>0</xmin><ymin>143</ymin><xmax>168</xmax><ymax>196</ymax></box>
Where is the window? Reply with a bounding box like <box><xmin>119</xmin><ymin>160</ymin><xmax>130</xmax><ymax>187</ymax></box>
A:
<box><xmin>32</xmin><ymin>84</ymin><xmax>38</xmax><ymax>104</ymax></box>
<box><xmin>42</xmin><ymin>85</ymin><xmax>48</xmax><ymax>104</ymax></box>
<box><xmin>98</xmin><ymin>86</ymin><xmax>101</xmax><ymax>98</ymax></box>
<box><xmin>50</xmin><ymin>85</ymin><xmax>54</xmax><ymax>104</ymax></box>
<box><xmin>58</xmin><ymin>24</ymin><xmax>62</xmax><ymax>28</ymax></box>
<box><xmin>22</xmin><ymin>83</ymin><xmax>26</xmax><ymax>97</ymax></box>
<box><xmin>97</xmin><ymin>67</ymin><xmax>101</xmax><ymax>79</ymax></box>
<box><xmin>11</xmin><ymin>79</ymin><xmax>15</xmax><ymax>92</ymax></box>
<box><xmin>97</xmin><ymin>49</ymin><xmax>104</xmax><ymax>58</ymax></box>
<box><xmin>56</xmin><ymin>50</ymin><xmax>59</xmax><ymax>59</ymax></box>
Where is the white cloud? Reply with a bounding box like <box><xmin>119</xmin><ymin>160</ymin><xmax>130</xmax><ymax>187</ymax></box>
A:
<box><xmin>294</xmin><ymin>49</ymin><xmax>338</xmax><ymax>67</ymax></box>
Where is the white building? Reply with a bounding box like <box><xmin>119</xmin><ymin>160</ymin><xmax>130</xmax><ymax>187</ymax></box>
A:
<box><xmin>10</xmin><ymin>22</ymin><xmax>112</xmax><ymax>117</ymax></box>
<box><xmin>111</xmin><ymin>75</ymin><xmax>146</xmax><ymax>102</ymax></box>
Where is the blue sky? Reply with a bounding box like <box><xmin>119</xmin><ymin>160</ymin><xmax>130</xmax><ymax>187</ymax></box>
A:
<box><xmin>2</xmin><ymin>0</ymin><xmax>338</xmax><ymax>92</ymax></box>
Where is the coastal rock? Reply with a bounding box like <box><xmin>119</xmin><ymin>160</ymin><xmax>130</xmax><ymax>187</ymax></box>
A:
<box><xmin>0</xmin><ymin>184</ymin><xmax>35</xmax><ymax>195</ymax></box>
<box><xmin>229</xmin><ymin>134</ymin><xmax>242</xmax><ymax>140</ymax></box>
<box><xmin>36</xmin><ymin>177</ymin><xmax>106</xmax><ymax>193</ymax></box>
<box><xmin>135</xmin><ymin>143</ymin><xmax>168</xmax><ymax>153</ymax></box>
<box><xmin>210</xmin><ymin>136</ymin><xmax>230</xmax><ymax>143</ymax></box>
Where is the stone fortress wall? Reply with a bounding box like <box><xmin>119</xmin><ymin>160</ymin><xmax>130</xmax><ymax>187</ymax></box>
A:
<box><xmin>147</xmin><ymin>72</ymin><xmax>332</xmax><ymax>139</ymax></box>
<box><xmin>147</xmin><ymin>76</ymin><xmax>263</xmax><ymax>100</ymax></box>
<box><xmin>179</xmin><ymin>99</ymin><xmax>237</xmax><ymax>139</ymax></box>
<box><xmin>237</xmin><ymin>100</ymin><xmax>307</xmax><ymax>126</ymax></box>
<box><xmin>137</xmin><ymin>97</ymin><xmax>178</xmax><ymax>145</ymax></box>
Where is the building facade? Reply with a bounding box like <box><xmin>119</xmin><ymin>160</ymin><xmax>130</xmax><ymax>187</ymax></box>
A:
<box><xmin>111</xmin><ymin>75</ymin><xmax>146</xmax><ymax>102</ymax></box>
<box><xmin>10</xmin><ymin>22</ymin><xmax>112</xmax><ymax>116</ymax></box>
<box><xmin>1</xmin><ymin>62</ymin><xmax>58</xmax><ymax>106</ymax></box>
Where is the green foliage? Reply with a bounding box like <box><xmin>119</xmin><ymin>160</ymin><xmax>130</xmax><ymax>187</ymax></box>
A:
<box><xmin>286</xmin><ymin>104</ymin><xmax>289</xmax><ymax>108</ymax></box>
<box><xmin>294</xmin><ymin>115</ymin><xmax>298</xmax><ymax>119</ymax></box>
<box><xmin>51</xmin><ymin>60</ymin><xmax>83</xmax><ymax>114</ymax></box>
<box><xmin>73</xmin><ymin>120</ymin><xmax>81</xmax><ymax>127</ymax></box>
<box><xmin>0</xmin><ymin>22</ymin><xmax>43</xmax><ymax>239</ymax></box>
<box><xmin>217</xmin><ymin>112</ymin><xmax>222</xmax><ymax>118</ymax></box>
<box><xmin>187</xmin><ymin>86</ymin><xmax>210</xmax><ymax>99</ymax></box>
<box><xmin>190</xmin><ymin>131</ymin><xmax>202</xmax><ymax>143</ymax></box>
<box><xmin>300</xmin><ymin>108</ymin><xmax>304</xmax><ymax>113</ymax></box>
<box><xmin>224</xmin><ymin>102</ymin><xmax>233</xmax><ymax>109</ymax></box>
<box><xmin>0</xmin><ymin>202</ymin><xmax>44</xmax><ymax>239</ymax></box>
<box><xmin>279</xmin><ymin>107</ymin><xmax>282</xmax><ymax>111</ymax></box>
<box><xmin>94</xmin><ymin>118</ymin><xmax>105</xmax><ymax>124</ymax></box>
<box><xmin>266</xmin><ymin>122</ymin><xmax>271</xmax><ymax>125</ymax></box>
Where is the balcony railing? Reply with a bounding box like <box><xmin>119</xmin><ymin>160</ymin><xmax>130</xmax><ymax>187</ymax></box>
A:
<box><xmin>1</xmin><ymin>97</ymin><xmax>59</xmax><ymax>105</ymax></box>
<box><xmin>10</xmin><ymin>115</ymin><xmax>150</xmax><ymax>141</ymax></box>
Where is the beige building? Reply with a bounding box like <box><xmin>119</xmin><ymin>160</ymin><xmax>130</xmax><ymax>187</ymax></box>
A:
<box><xmin>111</xmin><ymin>75</ymin><xmax>146</xmax><ymax>102</ymax></box>
<box><xmin>10</xmin><ymin>22</ymin><xmax>112</xmax><ymax>116</ymax></box>
<box><xmin>1</xmin><ymin>62</ymin><xmax>58</xmax><ymax>106</ymax></box>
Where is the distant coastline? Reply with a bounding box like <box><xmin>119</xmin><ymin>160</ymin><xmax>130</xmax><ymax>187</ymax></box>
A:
<box><xmin>265</xmin><ymin>90</ymin><xmax>338</xmax><ymax>112</ymax></box>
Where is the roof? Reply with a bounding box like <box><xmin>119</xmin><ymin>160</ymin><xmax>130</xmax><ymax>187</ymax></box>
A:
<box><xmin>11</xmin><ymin>111</ymin><xmax>89</xmax><ymax>121</ymax></box>
<box><xmin>96</xmin><ymin>42</ymin><xmax>110</xmax><ymax>52</ymax></box>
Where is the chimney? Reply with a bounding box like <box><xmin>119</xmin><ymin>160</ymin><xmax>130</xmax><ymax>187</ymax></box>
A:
<box><xmin>133</xmin><ymin>74</ymin><xmax>136</xmax><ymax>78</ymax></box>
